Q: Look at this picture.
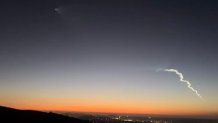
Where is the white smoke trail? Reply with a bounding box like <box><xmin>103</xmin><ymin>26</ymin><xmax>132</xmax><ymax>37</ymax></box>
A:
<box><xmin>163</xmin><ymin>69</ymin><xmax>204</xmax><ymax>100</ymax></box>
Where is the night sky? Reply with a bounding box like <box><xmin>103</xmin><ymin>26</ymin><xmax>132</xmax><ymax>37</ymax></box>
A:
<box><xmin>0</xmin><ymin>0</ymin><xmax>218</xmax><ymax>117</ymax></box>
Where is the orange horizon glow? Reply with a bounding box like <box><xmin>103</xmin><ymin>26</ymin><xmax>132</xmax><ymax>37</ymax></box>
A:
<box><xmin>1</xmin><ymin>0</ymin><xmax>218</xmax><ymax>120</ymax></box>
<box><xmin>0</xmin><ymin>101</ymin><xmax>209</xmax><ymax>116</ymax></box>
<box><xmin>0</xmin><ymin>81</ymin><xmax>215</xmax><ymax>117</ymax></box>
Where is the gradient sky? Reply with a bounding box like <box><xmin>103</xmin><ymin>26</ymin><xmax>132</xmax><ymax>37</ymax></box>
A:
<box><xmin>0</xmin><ymin>0</ymin><xmax>218</xmax><ymax>117</ymax></box>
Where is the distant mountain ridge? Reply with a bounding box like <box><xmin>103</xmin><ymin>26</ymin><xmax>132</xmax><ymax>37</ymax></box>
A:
<box><xmin>0</xmin><ymin>106</ymin><xmax>90</xmax><ymax>123</ymax></box>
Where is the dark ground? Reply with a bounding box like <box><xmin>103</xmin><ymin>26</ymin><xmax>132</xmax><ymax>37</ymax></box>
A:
<box><xmin>0</xmin><ymin>106</ymin><xmax>90</xmax><ymax>123</ymax></box>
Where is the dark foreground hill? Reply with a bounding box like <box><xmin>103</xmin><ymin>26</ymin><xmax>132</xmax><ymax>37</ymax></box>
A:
<box><xmin>0</xmin><ymin>106</ymin><xmax>90</xmax><ymax>123</ymax></box>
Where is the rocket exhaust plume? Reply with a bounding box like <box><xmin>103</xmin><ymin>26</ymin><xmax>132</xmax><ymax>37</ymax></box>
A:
<box><xmin>163</xmin><ymin>69</ymin><xmax>204</xmax><ymax>100</ymax></box>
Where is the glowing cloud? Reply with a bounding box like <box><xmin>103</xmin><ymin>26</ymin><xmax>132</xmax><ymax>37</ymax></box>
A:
<box><xmin>163</xmin><ymin>69</ymin><xmax>204</xmax><ymax>100</ymax></box>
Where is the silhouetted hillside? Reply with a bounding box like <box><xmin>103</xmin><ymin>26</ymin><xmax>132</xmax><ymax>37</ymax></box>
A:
<box><xmin>171</xmin><ymin>118</ymin><xmax>218</xmax><ymax>123</ymax></box>
<box><xmin>0</xmin><ymin>106</ymin><xmax>90</xmax><ymax>123</ymax></box>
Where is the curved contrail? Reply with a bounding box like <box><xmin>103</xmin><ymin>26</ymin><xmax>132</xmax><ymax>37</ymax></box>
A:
<box><xmin>164</xmin><ymin>69</ymin><xmax>204</xmax><ymax>100</ymax></box>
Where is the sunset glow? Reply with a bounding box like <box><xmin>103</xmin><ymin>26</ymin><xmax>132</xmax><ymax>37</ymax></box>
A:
<box><xmin>1</xmin><ymin>0</ymin><xmax>218</xmax><ymax>119</ymax></box>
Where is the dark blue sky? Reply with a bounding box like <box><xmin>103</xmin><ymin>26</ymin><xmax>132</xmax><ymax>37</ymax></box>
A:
<box><xmin>0</xmin><ymin>0</ymin><xmax>218</xmax><ymax>116</ymax></box>
<box><xmin>1</xmin><ymin>0</ymin><xmax>218</xmax><ymax>73</ymax></box>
